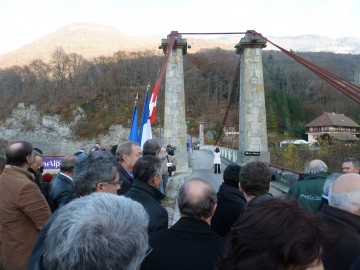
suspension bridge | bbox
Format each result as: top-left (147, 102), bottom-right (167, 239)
top-left (151, 30), bottom-right (360, 174)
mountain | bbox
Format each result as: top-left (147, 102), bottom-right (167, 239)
top-left (0, 23), bottom-right (359, 69)
top-left (0, 23), bottom-right (162, 68)
top-left (265, 35), bottom-right (360, 54)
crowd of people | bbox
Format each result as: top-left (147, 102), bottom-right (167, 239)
top-left (0, 140), bottom-right (359, 269)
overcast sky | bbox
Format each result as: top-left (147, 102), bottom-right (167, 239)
top-left (0, 0), bottom-right (359, 54)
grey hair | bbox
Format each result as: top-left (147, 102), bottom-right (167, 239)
top-left (323, 173), bottom-right (342, 195)
top-left (30, 149), bottom-right (43, 163)
top-left (116, 141), bottom-right (139, 162)
top-left (43, 193), bottom-right (149, 270)
top-left (59, 155), bottom-right (76, 172)
top-left (304, 160), bottom-right (328, 175)
top-left (329, 186), bottom-right (360, 214)
top-left (73, 151), bottom-right (118, 196)
top-left (142, 139), bottom-right (161, 156)
top-left (343, 158), bottom-right (360, 169)
top-left (178, 178), bottom-right (217, 220)
top-left (133, 156), bottom-right (162, 183)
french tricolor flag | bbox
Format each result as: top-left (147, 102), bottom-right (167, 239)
top-left (139, 88), bottom-right (152, 149)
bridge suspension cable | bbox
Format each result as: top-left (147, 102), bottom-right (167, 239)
top-left (248, 30), bottom-right (360, 105)
top-left (178, 32), bottom-right (247, 35)
top-left (215, 56), bottom-right (241, 146)
top-left (155, 30), bottom-right (360, 146)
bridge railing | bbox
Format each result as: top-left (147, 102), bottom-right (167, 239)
top-left (199, 145), bottom-right (300, 193)
top-left (200, 145), bottom-right (238, 163)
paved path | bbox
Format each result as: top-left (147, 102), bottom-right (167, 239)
top-left (163, 150), bottom-right (228, 226)
top-left (163, 149), bottom-right (287, 227)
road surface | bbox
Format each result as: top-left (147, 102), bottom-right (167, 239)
top-left (185, 149), bottom-right (284, 196)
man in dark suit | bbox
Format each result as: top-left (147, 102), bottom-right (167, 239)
top-left (240, 161), bottom-right (273, 208)
top-left (27, 149), bottom-right (46, 197)
top-left (48, 155), bottom-right (76, 211)
top-left (116, 141), bottom-right (142, 195)
top-left (322, 173), bottom-right (360, 270)
top-left (124, 156), bottom-right (168, 233)
top-left (141, 178), bottom-right (225, 270)
top-left (211, 164), bottom-right (246, 237)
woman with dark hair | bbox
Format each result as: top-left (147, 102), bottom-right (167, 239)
top-left (217, 198), bottom-right (334, 270)
top-left (213, 147), bottom-right (221, 174)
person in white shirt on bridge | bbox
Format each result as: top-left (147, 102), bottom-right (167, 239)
top-left (213, 147), bottom-right (221, 174)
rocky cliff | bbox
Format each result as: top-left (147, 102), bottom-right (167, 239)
top-left (0, 103), bottom-right (130, 155)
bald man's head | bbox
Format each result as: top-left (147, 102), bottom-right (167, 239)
top-left (329, 173), bottom-right (360, 215)
top-left (178, 179), bottom-right (217, 220)
top-left (304, 159), bottom-right (328, 175)
top-left (5, 141), bottom-right (33, 167)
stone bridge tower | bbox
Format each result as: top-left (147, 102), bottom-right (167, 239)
top-left (160, 34), bottom-right (189, 172)
top-left (236, 32), bottom-right (270, 164)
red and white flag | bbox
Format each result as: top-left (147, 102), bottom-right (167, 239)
top-left (149, 81), bottom-right (159, 124)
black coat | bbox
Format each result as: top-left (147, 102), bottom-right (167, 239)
top-left (124, 179), bottom-right (167, 233)
top-left (321, 204), bottom-right (360, 270)
top-left (141, 217), bottom-right (225, 270)
top-left (117, 165), bottom-right (134, 195)
top-left (211, 183), bottom-right (247, 237)
top-left (350, 256), bottom-right (360, 270)
top-left (48, 172), bottom-right (73, 211)
top-left (28, 167), bottom-right (46, 197)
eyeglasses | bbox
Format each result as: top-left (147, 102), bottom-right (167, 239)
top-left (106, 180), bottom-right (122, 187)
top-left (143, 247), bottom-right (153, 260)
top-left (137, 246), bottom-right (153, 269)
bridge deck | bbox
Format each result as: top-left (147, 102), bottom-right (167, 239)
top-left (164, 149), bottom-right (289, 227)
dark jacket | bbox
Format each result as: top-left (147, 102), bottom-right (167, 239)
top-left (350, 256), bottom-right (360, 270)
top-left (48, 172), bottom-right (73, 211)
top-left (321, 204), bottom-right (360, 270)
top-left (124, 179), bottom-right (167, 233)
top-left (27, 211), bottom-right (60, 270)
top-left (117, 165), bottom-right (134, 195)
top-left (28, 167), bottom-right (46, 197)
top-left (244, 192), bottom-right (274, 209)
top-left (211, 183), bottom-right (247, 237)
top-left (288, 172), bottom-right (329, 212)
top-left (237, 192), bottom-right (274, 219)
top-left (142, 217), bottom-right (225, 270)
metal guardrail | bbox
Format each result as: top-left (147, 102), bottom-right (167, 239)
top-left (199, 145), bottom-right (300, 194)
top-left (200, 145), bottom-right (239, 163)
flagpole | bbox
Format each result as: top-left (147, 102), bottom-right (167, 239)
top-left (134, 93), bottom-right (139, 106)
top-left (129, 93), bottom-right (140, 143)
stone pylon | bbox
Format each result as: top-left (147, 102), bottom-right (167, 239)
top-left (160, 34), bottom-right (190, 172)
top-left (235, 32), bottom-right (270, 164)
top-left (199, 122), bottom-right (205, 146)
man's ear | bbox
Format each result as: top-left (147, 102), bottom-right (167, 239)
top-left (26, 155), bottom-right (32, 165)
top-left (122, 154), bottom-right (128, 162)
top-left (211, 203), bottom-right (217, 217)
top-left (95, 182), bottom-right (105, 192)
top-left (239, 182), bottom-right (244, 192)
top-left (149, 175), bottom-right (160, 188)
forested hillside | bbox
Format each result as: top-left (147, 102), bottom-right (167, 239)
top-left (0, 47), bottom-right (359, 140)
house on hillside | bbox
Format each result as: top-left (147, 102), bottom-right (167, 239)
top-left (305, 112), bottom-right (360, 144)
